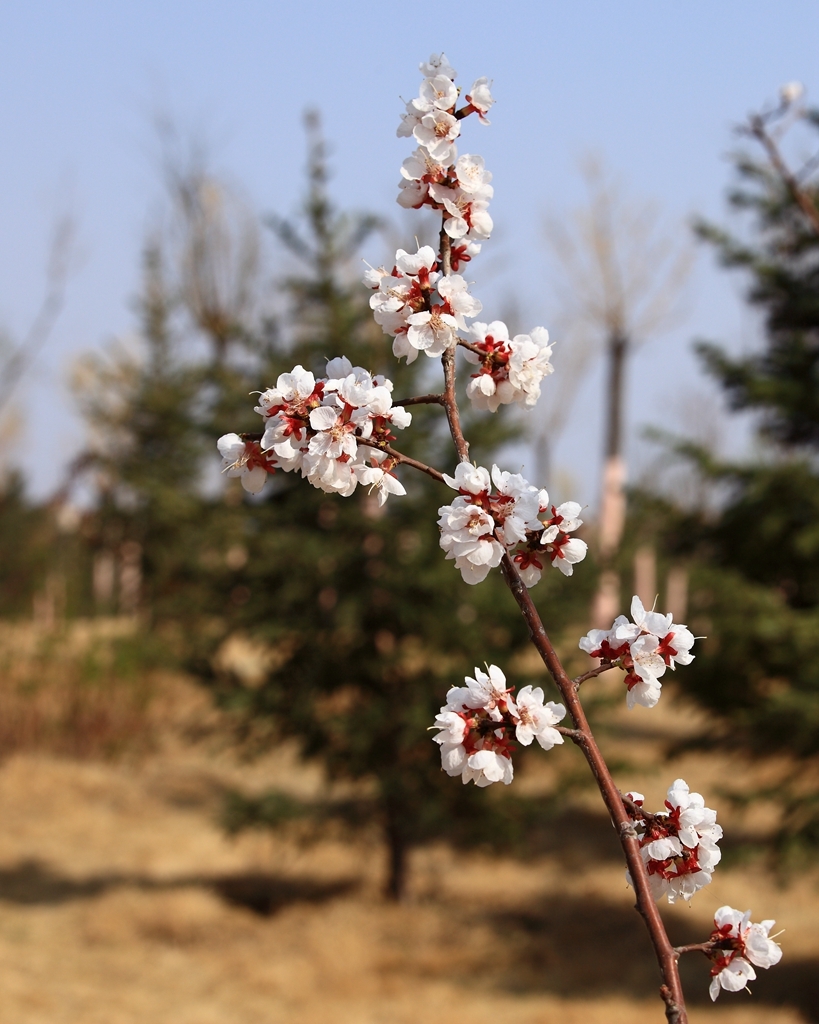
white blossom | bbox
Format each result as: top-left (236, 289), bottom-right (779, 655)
top-left (466, 77), bottom-right (494, 122)
top-left (445, 664), bottom-right (515, 721)
top-left (217, 434), bottom-right (275, 494)
top-left (626, 779), bottom-right (723, 904)
top-left (455, 154), bottom-right (493, 194)
top-left (464, 322), bottom-right (553, 413)
top-left (413, 109), bottom-right (460, 165)
top-left (396, 178), bottom-right (428, 209)
top-left (780, 81), bottom-right (804, 105)
top-left (708, 906), bottom-right (782, 1001)
top-left (225, 358), bottom-right (410, 505)
top-left (437, 501), bottom-right (504, 584)
top-left (580, 596), bottom-right (698, 708)
top-left (406, 307), bottom-right (459, 356)
top-left (419, 53), bottom-right (457, 81)
top-left (439, 465), bottom-right (585, 586)
top-left (355, 452), bottom-right (407, 506)
top-left (436, 274), bottom-right (482, 324)
top-left (432, 664), bottom-right (515, 787)
top-left (419, 75), bottom-right (458, 112)
top-left (443, 462), bottom-right (491, 496)
top-left (514, 685), bottom-right (566, 749)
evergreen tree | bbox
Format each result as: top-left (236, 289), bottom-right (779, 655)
top-left (75, 118), bottom-right (595, 897)
top-left (636, 100), bottom-right (819, 858)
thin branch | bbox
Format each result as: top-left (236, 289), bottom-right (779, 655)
top-left (391, 393), bottom-right (444, 407)
top-left (746, 113), bottom-right (819, 236)
top-left (556, 725), bottom-right (584, 742)
top-left (456, 338), bottom-right (484, 357)
top-left (572, 662), bottom-right (613, 689)
top-left (620, 792), bottom-right (662, 825)
top-left (674, 942), bottom-right (716, 957)
top-left (498, 552), bottom-right (689, 1023)
top-left (357, 438), bottom-right (447, 485)
top-left (0, 215), bottom-right (74, 415)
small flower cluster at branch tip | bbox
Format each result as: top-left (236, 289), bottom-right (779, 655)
top-left (579, 596), bottom-right (696, 708)
top-left (437, 463), bottom-right (587, 585)
top-left (463, 320), bottom-right (554, 412)
top-left (217, 357), bottom-right (410, 504)
top-left (625, 780), bottom-right (722, 903)
top-left (432, 664), bottom-right (565, 786)
top-left (780, 80), bottom-right (804, 106)
top-left (396, 53), bottom-right (494, 246)
top-left (365, 245), bottom-right (482, 363)
top-left (706, 906), bottom-right (782, 1001)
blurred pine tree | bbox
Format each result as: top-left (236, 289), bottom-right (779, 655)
top-left (75, 115), bottom-right (595, 898)
top-left (634, 106), bottom-right (819, 861)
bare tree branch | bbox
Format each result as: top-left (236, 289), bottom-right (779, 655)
top-left (0, 214), bottom-right (74, 416)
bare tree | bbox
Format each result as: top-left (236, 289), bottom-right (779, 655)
top-left (544, 157), bottom-right (692, 623)
top-left (154, 116), bottom-right (264, 364)
top-left (0, 214), bottom-right (75, 416)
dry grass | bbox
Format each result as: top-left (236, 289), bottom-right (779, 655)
top-left (0, 624), bottom-right (814, 1022)
top-left (0, 750), bottom-right (813, 1024)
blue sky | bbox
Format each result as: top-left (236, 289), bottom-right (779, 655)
top-left (1, 1), bottom-right (817, 500)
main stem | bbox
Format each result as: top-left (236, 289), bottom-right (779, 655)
top-left (430, 217), bottom-right (685, 1019)
top-left (499, 554), bottom-right (687, 1024)
top-left (439, 228), bottom-right (470, 463)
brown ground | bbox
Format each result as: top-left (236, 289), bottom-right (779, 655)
top-left (0, 624), bottom-right (815, 1024)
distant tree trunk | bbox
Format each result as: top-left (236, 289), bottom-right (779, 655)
top-left (634, 545), bottom-right (657, 608)
top-left (383, 795), bottom-right (409, 901)
top-left (593, 331), bottom-right (629, 626)
top-left (605, 332), bottom-right (628, 468)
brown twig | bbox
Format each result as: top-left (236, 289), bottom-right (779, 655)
top-left (0, 214), bottom-right (74, 416)
top-left (348, 376), bottom-right (690, 1020)
top-left (439, 226), bottom-right (470, 463)
top-left (456, 338), bottom-right (485, 357)
top-left (357, 438), bottom-right (447, 485)
top-left (498, 553), bottom-right (689, 1024)
top-left (391, 393), bottom-right (444, 407)
top-left (621, 792), bottom-right (663, 825)
top-left (381, 315), bottom-right (691, 1021)
top-left (747, 113), bottom-right (819, 236)
top-left (674, 942), bottom-right (717, 957)
top-left (572, 662), bottom-right (613, 689)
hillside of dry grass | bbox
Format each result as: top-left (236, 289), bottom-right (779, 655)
top-left (0, 621), bottom-right (814, 1023)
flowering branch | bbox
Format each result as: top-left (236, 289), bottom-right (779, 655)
top-left (748, 113), bottom-right (819, 235)
top-left (216, 52), bottom-right (783, 1022)
top-left (741, 84), bottom-right (819, 237)
top-left (497, 553), bottom-right (689, 1022)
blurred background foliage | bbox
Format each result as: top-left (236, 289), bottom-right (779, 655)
top-left (5, 105), bottom-right (819, 897)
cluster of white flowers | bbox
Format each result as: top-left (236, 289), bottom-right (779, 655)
top-left (396, 53), bottom-right (494, 249)
top-left (365, 245), bottom-right (482, 363)
top-left (463, 320), bottom-right (554, 412)
top-left (625, 780), bottom-right (723, 904)
top-left (579, 596), bottom-right (696, 708)
top-left (707, 906), bottom-right (783, 1001)
top-left (437, 462), bottom-right (587, 585)
top-left (217, 357), bottom-right (411, 505)
top-left (432, 664), bottom-right (565, 787)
